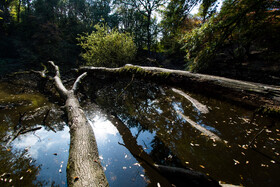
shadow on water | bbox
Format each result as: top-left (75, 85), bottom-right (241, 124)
top-left (82, 77), bottom-right (280, 187)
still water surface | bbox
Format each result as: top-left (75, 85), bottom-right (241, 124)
top-left (0, 78), bottom-right (279, 186)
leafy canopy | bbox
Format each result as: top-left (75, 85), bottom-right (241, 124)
top-left (78, 23), bottom-right (136, 67)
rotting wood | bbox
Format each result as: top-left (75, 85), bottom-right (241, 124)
top-left (176, 111), bottom-right (222, 142)
top-left (79, 64), bottom-right (280, 109)
top-left (172, 88), bottom-right (209, 114)
top-left (34, 61), bottom-right (108, 187)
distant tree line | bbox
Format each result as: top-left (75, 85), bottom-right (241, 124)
top-left (0, 0), bottom-right (279, 71)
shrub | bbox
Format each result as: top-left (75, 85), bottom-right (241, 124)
top-left (78, 24), bottom-right (136, 67)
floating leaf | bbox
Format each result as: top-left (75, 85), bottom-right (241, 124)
top-left (122, 167), bottom-right (127, 170)
top-left (20, 176), bottom-right (23, 180)
top-left (133, 163), bottom-right (140, 167)
top-left (74, 176), bottom-right (79, 182)
top-left (199, 165), bottom-right (205, 168)
top-left (53, 153), bottom-right (58, 156)
top-left (157, 182), bottom-right (161, 187)
top-left (59, 169), bottom-right (62, 173)
top-left (185, 162), bottom-right (189, 165)
top-left (233, 159), bottom-right (240, 165)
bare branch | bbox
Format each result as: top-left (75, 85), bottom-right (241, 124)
top-left (72, 72), bottom-right (87, 94)
top-left (48, 61), bottom-right (61, 78)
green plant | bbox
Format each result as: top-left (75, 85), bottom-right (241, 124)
top-left (78, 23), bottom-right (136, 67)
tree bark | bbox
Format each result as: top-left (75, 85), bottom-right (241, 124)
top-left (40, 62), bottom-right (108, 187)
top-left (79, 64), bottom-right (280, 109)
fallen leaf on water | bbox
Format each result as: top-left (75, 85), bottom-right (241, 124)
top-left (199, 165), bottom-right (205, 169)
top-left (246, 161), bottom-right (249, 164)
top-left (74, 176), bottom-right (79, 182)
top-left (185, 162), bottom-right (189, 165)
top-left (271, 160), bottom-right (276, 164)
top-left (53, 153), bottom-right (58, 156)
top-left (157, 182), bottom-right (161, 187)
top-left (133, 163), bottom-right (140, 167)
top-left (125, 154), bottom-right (128, 159)
top-left (261, 164), bottom-right (269, 167)
top-left (26, 169), bottom-right (32, 173)
top-left (233, 159), bottom-right (240, 165)
top-left (59, 169), bottom-right (62, 173)
top-left (99, 156), bottom-right (103, 160)
top-left (20, 176), bottom-right (23, 180)
top-left (140, 174), bottom-right (144, 178)
top-left (9, 179), bottom-right (12, 183)
top-left (122, 167), bottom-right (127, 170)
top-left (6, 149), bottom-right (11, 152)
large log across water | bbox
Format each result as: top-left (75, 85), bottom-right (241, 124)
top-left (38, 62), bottom-right (108, 187)
top-left (79, 64), bottom-right (280, 109)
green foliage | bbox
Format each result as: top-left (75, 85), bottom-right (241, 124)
top-left (182, 0), bottom-right (280, 72)
top-left (78, 24), bottom-right (136, 67)
top-left (160, 0), bottom-right (201, 55)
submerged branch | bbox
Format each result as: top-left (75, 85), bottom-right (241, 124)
top-left (177, 111), bottom-right (222, 142)
top-left (172, 88), bottom-right (209, 114)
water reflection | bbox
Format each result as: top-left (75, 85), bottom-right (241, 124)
top-left (85, 106), bottom-right (149, 186)
top-left (0, 80), bottom-right (70, 186)
top-left (86, 77), bottom-right (280, 187)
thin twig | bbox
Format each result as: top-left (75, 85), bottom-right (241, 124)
top-left (115, 74), bottom-right (135, 103)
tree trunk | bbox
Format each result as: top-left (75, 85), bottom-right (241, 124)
top-left (79, 64), bottom-right (280, 109)
top-left (17, 0), bottom-right (22, 23)
top-left (66, 92), bottom-right (108, 187)
top-left (147, 12), bottom-right (151, 53)
top-left (39, 62), bottom-right (108, 187)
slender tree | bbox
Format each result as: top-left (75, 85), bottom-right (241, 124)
top-left (120, 0), bottom-right (167, 53)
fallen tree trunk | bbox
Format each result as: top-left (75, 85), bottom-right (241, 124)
top-left (79, 64), bottom-right (280, 109)
top-left (37, 62), bottom-right (108, 187)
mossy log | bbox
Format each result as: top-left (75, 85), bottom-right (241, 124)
top-left (79, 64), bottom-right (280, 109)
top-left (38, 62), bottom-right (108, 187)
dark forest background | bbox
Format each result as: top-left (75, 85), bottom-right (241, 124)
top-left (1, 0), bottom-right (279, 84)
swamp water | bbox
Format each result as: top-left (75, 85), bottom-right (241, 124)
top-left (0, 78), bottom-right (279, 186)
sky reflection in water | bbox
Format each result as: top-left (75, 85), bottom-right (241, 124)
top-left (11, 125), bottom-right (70, 186)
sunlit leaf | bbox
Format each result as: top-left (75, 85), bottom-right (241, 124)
top-left (233, 159), bottom-right (240, 165)
top-left (199, 165), bottom-right (205, 168)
